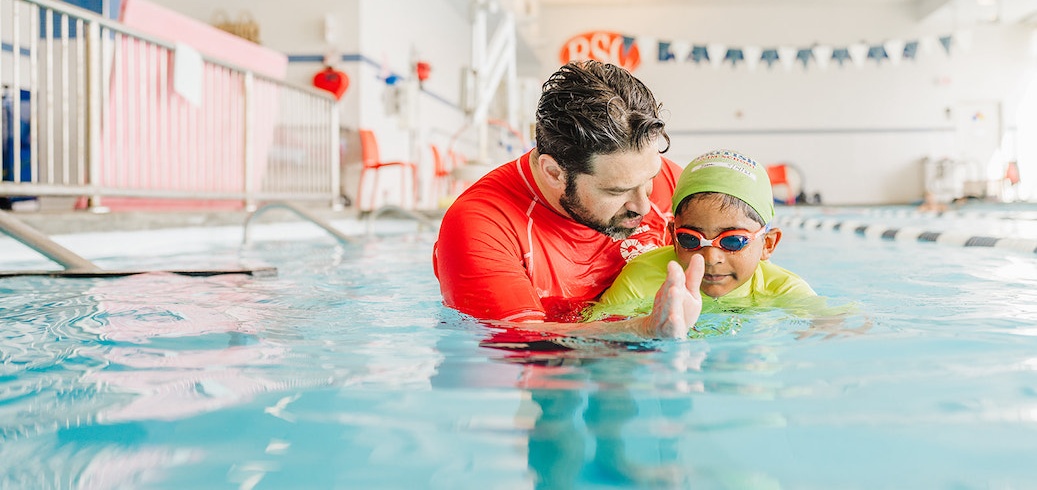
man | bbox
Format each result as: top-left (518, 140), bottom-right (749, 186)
top-left (433, 61), bottom-right (702, 339)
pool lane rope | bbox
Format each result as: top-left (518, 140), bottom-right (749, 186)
top-left (772, 215), bottom-right (1037, 254)
top-left (859, 207), bottom-right (1037, 222)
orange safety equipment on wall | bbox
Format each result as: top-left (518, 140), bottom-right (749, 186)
top-left (312, 66), bottom-right (349, 100)
top-left (766, 163), bottom-right (796, 205)
top-left (415, 61), bottom-right (432, 82)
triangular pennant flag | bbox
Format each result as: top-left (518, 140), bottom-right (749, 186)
top-left (867, 45), bottom-right (888, 64)
top-left (621, 35), bottom-right (636, 60)
top-left (939, 35), bottom-right (953, 55)
top-left (622, 36), bottom-right (636, 52)
top-left (637, 36), bottom-right (656, 62)
top-left (657, 41), bottom-right (675, 62)
top-left (884, 39), bottom-right (905, 65)
top-left (955, 29), bottom-right (973, 53)
top-left (761, 49), bottom-right (779, 68)
top-left (813, 45), bottom-right (833, 70)
top-left (671, 41), bottom-right (693, 63)
top-left (724, 48), bottom-right (744, 68)
top-left (903, 40), bottom-right (919, 60)
top-left (742, 45), bottom-right (762, 72)
top-left (691, 45), bottom-right (709, 64)
top-left (831, 47), bottom-right (850, 67)
top-left (778, 45), bottom-right (798, 71)
top-left (796, 48), bottom-right (813, 69)
top-left (707, 43), bottom-right (727, 69)
top-left (848, 43), bottom-right (869, 68)
top-left (919, 35), bottom-right (939, 56)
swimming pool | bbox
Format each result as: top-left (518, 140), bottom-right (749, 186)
top-left (2, 207), bottom-right (1037, 489)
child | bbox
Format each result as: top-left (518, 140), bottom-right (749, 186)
top-left (585, 149), bottom-right (817, 322)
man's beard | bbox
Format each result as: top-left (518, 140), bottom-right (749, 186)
top-left (558, 183), bottom-right (642, 239)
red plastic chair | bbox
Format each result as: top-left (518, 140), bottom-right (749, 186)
top-left (357, 129), bottom-right (417, 211)
top-left (766, 163), bottom-right (797, 205)
top-left (448, 149), bottom-right (473, 194)
top-left (429, 144), bottom-right (453, 202)
top-left (1005, 160), bottom-right (1020, 186)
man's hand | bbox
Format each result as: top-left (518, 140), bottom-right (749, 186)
top-left (642, 255), bottom-right (704, 338)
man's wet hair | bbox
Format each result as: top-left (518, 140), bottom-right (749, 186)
top-left (535, 60), bottom-right (669, 187)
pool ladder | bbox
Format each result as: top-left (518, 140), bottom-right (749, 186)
top-left (0, 210), bottom-right (276, 278)
top-left (243, 202), bottom-right (358, 245)
top-left (242, 202), bottom-right (438, 246)
top-left (0, 210), bottom-right (100, 272)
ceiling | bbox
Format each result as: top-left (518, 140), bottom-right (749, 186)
top-left (528, 0), bottom-right (1037, 24)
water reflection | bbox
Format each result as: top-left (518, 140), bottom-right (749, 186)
top-left (474, 308), bottom-right (873, 489)
top-left (519, 361), bottom-right (690, 488)
top-left (75, 272), bottom-right (304, 423)
top-left (0, 271), bottom-right (325, 486)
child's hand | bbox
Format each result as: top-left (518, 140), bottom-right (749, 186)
top-left (644, 255), bottom-right (704, 338)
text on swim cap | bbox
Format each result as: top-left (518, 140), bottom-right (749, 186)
top-left (688, 161), bottom-right (757, 180)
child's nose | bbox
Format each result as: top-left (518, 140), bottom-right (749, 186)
top-left (700, 246), bottom-right (725, 265)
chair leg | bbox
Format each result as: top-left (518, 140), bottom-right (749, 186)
top-left (372, 171), bottom-right (381, 211)
top-left (402, 167), bottom-right (410, 209)
top-left (408, 165), bottom-right (416, 208)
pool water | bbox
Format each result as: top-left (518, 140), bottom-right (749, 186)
top-left (2, 217), bottom-right (1037, 489)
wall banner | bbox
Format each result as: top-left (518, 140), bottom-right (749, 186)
top-left (560, 29), bottom-right (968, 72)
top-left (559, 31), bottom-right (642, 71)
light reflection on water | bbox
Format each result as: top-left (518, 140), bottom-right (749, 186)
top-left (1, 226), bottom-right (1037, 488)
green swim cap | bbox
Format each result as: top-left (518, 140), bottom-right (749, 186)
top-left (672, 149), bottom-right (775, 224)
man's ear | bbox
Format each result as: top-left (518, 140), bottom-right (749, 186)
top-left (760, 227), bottom-right (782, 261)
top-left (537, 153), bottom-right (566, 190)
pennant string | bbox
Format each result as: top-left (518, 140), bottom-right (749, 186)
top-left (638, 33), bottom-right (955, 69)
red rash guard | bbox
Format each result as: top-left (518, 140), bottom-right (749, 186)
top-left (433, 151), bottom-right (680, 323)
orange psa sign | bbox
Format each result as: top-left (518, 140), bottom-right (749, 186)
top-left (559, 31), bottom-right (641, 71)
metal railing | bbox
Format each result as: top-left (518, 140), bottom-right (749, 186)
top-left (1, 0), bottom-right (340, 211)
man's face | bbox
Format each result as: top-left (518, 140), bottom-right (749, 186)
top-left (558, 145), bottom-right (662, 239)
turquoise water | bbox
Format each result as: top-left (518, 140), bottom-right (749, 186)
top-left (2, 219), bottom-right (1037, 489)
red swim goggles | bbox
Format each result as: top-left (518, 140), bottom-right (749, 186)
top-left (674, 225), bottom-right (769, 252)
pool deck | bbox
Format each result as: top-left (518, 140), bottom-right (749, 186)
top-left (0, 203), bottom-right (446, 271)
top-left (1, 205), bottom-right (444, 236)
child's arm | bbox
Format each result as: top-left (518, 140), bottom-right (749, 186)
top-left (507, 255), bottom-right (705, 340)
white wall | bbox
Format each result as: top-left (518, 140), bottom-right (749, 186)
top-left (538, 2), bottom-right (1035, 205)
top-left (138, 0), bottom-right (1037, 206)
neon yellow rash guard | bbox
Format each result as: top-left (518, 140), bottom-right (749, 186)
top-left (583, 246), bottom-right (819, 321)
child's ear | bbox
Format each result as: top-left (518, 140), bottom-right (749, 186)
top-left (760, 227), bottom-right (782, 260)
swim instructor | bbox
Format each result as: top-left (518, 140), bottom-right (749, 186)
top-left (433, 60), bottom-right (704, 339)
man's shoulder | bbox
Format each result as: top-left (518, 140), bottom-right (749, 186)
top-left (444, 160), bottom-right (527, 214)
top-left (660, 156), bottom-right (682, 172)
top-left (659, 157), bottom-right (683, 183)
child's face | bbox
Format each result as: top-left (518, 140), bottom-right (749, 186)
top-left (668, 194), bottom-right (780, 299)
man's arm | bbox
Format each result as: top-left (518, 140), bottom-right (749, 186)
top-left (435, 204), bottom-right (547, 322)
